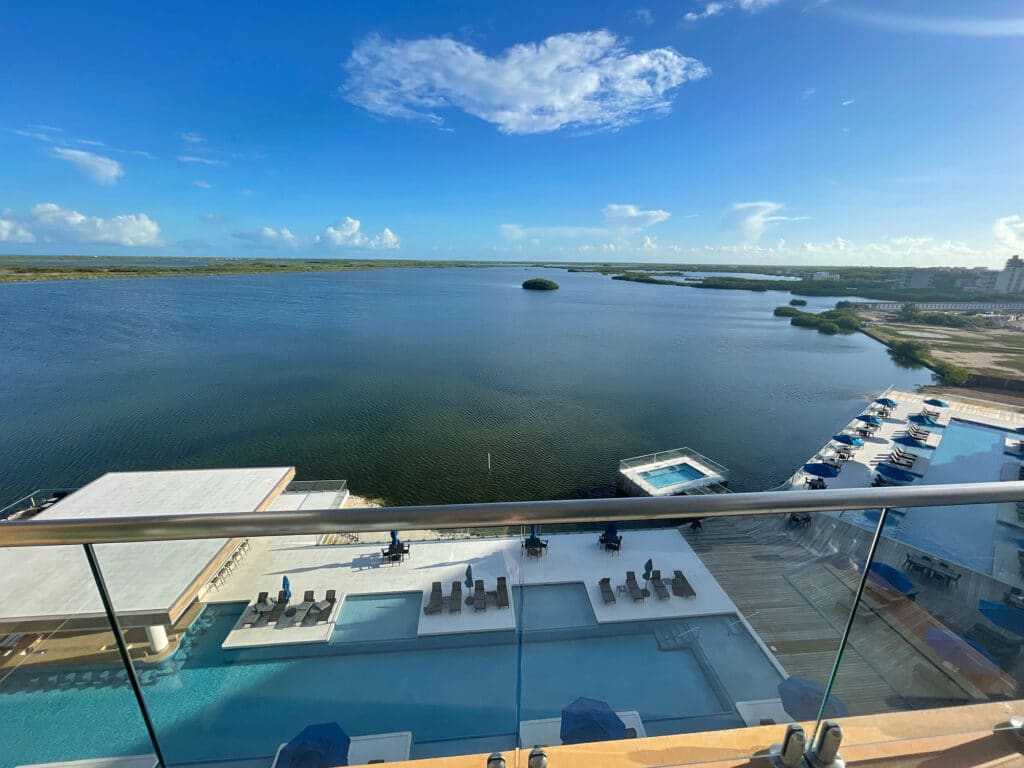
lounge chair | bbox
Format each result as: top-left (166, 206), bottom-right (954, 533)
top-left (625, 570), bottom-right (645, 602)
top-left (290, 590), bottom-right (316, 625)
top-left (308, 588), bottom-right (337, 623)
top-left (450, 581), bottom-right (462, 613)
top-left (424, 582), bottom-right (443, 615)
top-left (266, 590), bottom-right (289, 624)
top-left (908, 424), bottom-right (931, 439)
top-left (474, 579), bottom-right (487, 611)
top-left (672, 570), bottom-right (696, 598)
top-left (888, 452), bottom-right (915, 469)
top-left (650, 570), bottom-right (670, 600)
top-left (243, 591), bottom-right (273, 625)
top-left (496, 576), bottom-right (510, 609)
top-left (599, 577), bottom-right (616, 604)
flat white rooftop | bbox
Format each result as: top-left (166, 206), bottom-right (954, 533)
top-left (216, 529), bottom-right (764, 654)
top-left (0, 467), bottom-right (293, 628)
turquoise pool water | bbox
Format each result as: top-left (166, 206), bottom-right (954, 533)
top-left (639, 462), bottom-right (707, 489)
top-left (0, 587), bottom-right (782, 767)
top-left (841, 419), bottom-right (1018, 574)
top-left (330, 592), bottom-right (421, 644)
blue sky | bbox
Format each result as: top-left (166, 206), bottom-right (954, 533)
top-left (1, 0), bottom-right (1022, 265)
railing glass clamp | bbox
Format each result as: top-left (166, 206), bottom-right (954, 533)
top-left (805, 721), bottom-right (844, 768)
top-left (768, 723), bottom-right (807, 768)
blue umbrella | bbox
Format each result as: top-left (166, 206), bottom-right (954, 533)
top-left (910, 413), bottom-right (939, 427)
top-left (560, 697), bottom-right (626, 744)
top-left (803, 462), bottom-right (840, 479)
top-left (925, 629), bottom-right (1002, 676)
top-left (777, 677), bottom-right (847, 721)
top-left (858, 560), bottom-right (914, 594)
top-left (530, 524), bottom-right (538, 540)
top-left (604, 522), bottom-right (618, 540)
top-left (831, 434), bottom-right (864, 447)
top-left (643, 558), bottom-right (653, 581)
top-left (856, 414), bottom-right (883, 426)
top-left (390, 530), bottom-right (399, 547)
top-left (282, 575), bottom-right (292, 601)
top-left (277, 722), bottom-right (350, 768)
top-left (875, 397), bottom-right (899, 408)
top-left (924, 398), bottom-right (950, 408)
top-left (979, 600), bottom-right (1024, 636)
top-left (876, 464), bottom-right (916, 484)
top-left (464, 564), bottom-right (474, 589)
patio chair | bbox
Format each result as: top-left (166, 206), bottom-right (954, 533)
top-left (625, 570), bottom-right (645, 602)
top-left (474, 579), bottom-right (487, 612)
top-left (496, 576), bottom-right (510, 609)
top-left (423, 582), bottom-right (443, 615)
top-left (599, 577), bottom-right (616, 604)
top-left (650, 570), bottom-right (670, 600)
top-left (450, 581), bottom-right (462, 613)
top-left (266, 590), bottom-right (289, 624)
top-left (888, 452), bottom-right (915, 469)
top-left (290, 590), bottom-right (316, 625)
top-left (672, 570), bottom-right (696, 598)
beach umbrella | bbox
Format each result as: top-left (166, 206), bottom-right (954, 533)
top-left (560, 697), bottom-right (626, 745)
top-left (858, 560), bottom-right (914, 594)
top-left (978, 600), bottom-right (1024, 636)
top-left (643, 558), bottom-right (653, 581)
top-left (875, 397), bottom-right (899, 408)
top-left (604, 522), bottom-right (618, 540)
top-left (464, 564), bottom-right (474, 589)
top-left (876, 464), bottom-right (916, 484)
top-left (855, 414), bottom-right (883, 426)
top-left (277, 722), bottom-right (350, 768)
top-left (530, 524), bottom-right (539, 539)
top-left (803, 462), bottom-right (840, 479)
top-left (831, 434), bottom-right (864, 447)
top-left (282, 575), bottom-right (292, 601)
top-left (777, 677), bottom-right (847, 721)
top-left (390, 530), bottom-right (399, 547)
top-left (924, 398), bottom-right (950, 408)
top-left (925, 629), bottom-right (1002, 676)
top-left (911, 413), bottom-right (939, 427)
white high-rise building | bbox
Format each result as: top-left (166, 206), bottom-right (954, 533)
top-left (994, 255), bottom-right (1024, 294)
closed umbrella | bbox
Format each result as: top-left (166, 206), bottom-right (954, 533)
top-left (978, 600), bottom-right (1024, 636)
top-left (464, 564), bottom-right (474, 589)
top-left (855, 414), bottom-right (883, 426)
top-left (875, 397), bottom-right (899, 408)
top-left (858, 560), bottom-right (914, 594)
top-left (530, 524), bottom-right (539, 540)
top-left (276, 722), bottom-right (350, 768)
top-left (925, 629), bottom-right (1002, 676)
top-left (831, 434), bottom-right (864, 447)
top-left (560, 697), bottom-right (626, 744)
top-left (282, 575), bottom-right (292, 601)
top-left (876, 464), bottom-right (916, 484)
top-left (604, 522), bottom-right (618, 540)
top-left (803, 462), bottom-right (840, 479)
top-left (777, 677), bottom-right (847, 721)
top-left (390, 530), bottom-right (399, 547)
top-left (924, 398), bottom-right (950, 408)
top-left (643, 558), bottom-right (653, 582)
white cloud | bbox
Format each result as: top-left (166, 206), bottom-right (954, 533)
top-left (840, 9), bottom-right (1024, 37)
top-left (233, 227), bottom-right (299, 247)
top-left (841, 98), bottom-right (856, 107)
top-left (181, 132), bottom-right (206, 144)
top-left (633, 8), bottom-right (653, 24)
top-left (0, 203), bottom-right (162, 246)
top-left (727, 201), bottom-right (809, 243)
top-left (995, 215), bottom-right (1024, 250)
top-left (317, 217), bottom-right (400, 249)
top-left (685, 0), bottom-right (781, 22)
top-left (342, 31), bottom-right (709, 135)
top-left (51, 148), bottom-right (123, 184)
top-left (641, 235), bottom-right (657, 250)
top-left (11, 128), bottom-right (56, 143)
top-left (603, 203), bottom-right (670, 228)
top-left (193, 180), bottom-right (211, 189)
top-left (801, 87), bottom-right (817, 100)
top-left (178, 155), bottom-right (226, 166)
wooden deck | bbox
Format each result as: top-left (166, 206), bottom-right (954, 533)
top-left (685, 514), bottom-right (1018, 716)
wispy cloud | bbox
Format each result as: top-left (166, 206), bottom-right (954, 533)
top-left (178, 155), bottom-right (226, 166)
top-left (342, 31), bottom-right (709, 135)
top-left (233, 217), bottom-right (400, 250)
top-left (10, 128), bottom-right (56, 142)
top-left (193, 180), bottom-right (211, 189)
top-left (726, 201), bottom-right (808, 243)
top-left (995, 215), bottom-right (1024, 250)
top-left (181, 132), bottom-right (206, 144)
top-left (501, 203), bottom-right (670, 242)
top-left (841, 98), bottom-right (856, 107)
top-left (632, 8), bottom-right (654, 24)
top-left (839, 8), bottom-right (1024, 37)
top-left (684, 0), bottom-right (782, 23)
top-left (801, 87), bottom-right (817, 100)
top-left (51, 148), bottom-right (123, 184)
top-left (0, 203), bottom-right (162, 246)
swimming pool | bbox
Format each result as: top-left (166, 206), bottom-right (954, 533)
top-left (639, 462), bottom-right (708, 489)
top-left (0, 586), bottom-right (783, 767)
top-left (841, 418), bottom-right (1019, 575)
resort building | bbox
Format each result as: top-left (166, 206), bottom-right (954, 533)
top-left (995, 255), bottom-right (1024, 295)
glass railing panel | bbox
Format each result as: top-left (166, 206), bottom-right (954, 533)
top-left (0, 544), bottom-right (154, 768)
top-left (812, 500), bottom-right (1024, 754)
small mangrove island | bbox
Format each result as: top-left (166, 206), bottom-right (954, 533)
top-left (522, 278), bottom-right (559, 291)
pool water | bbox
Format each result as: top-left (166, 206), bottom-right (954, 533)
top-left (330, 592), bottom-right (421, 644)
top-left (0, 587), bottom-right (783, 767)
top-left (639, 462), bottom-right (707, 489)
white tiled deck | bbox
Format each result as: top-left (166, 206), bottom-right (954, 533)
top-left (214, 529), bottom-right (740, 650)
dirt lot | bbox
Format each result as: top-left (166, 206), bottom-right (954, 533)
top-left (867, 321), bottom-right (1024, 380)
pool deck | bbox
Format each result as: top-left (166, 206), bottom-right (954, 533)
top-left (214, 529), bottom-right (747, 651)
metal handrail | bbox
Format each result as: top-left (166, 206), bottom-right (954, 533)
top-left (2, 480), bottom-right (1023, 547)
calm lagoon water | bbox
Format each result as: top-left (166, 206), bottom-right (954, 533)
top-left (0, 267), bottom-right (929, 505)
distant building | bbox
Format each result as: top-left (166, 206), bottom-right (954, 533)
top-left (995, 256), bottom-right (1024, 294)
top-left (807, 271), bottom-right (840, 281)
top-left (901, 270), bottom-right (935, 289)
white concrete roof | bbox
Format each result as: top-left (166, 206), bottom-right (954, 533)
top-left (0, 468), bottom-right (293, 626)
